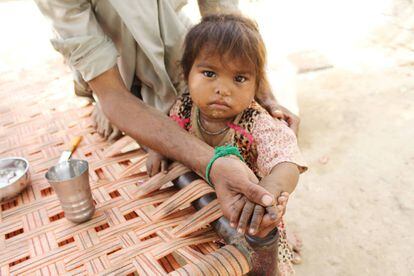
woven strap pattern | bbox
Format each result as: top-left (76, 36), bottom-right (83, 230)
top-left (0, 73), bottom-right (249, 275)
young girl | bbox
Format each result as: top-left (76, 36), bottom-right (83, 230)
top-left (147, 14), bottom-right (307, 275)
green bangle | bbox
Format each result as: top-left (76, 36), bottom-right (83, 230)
top-left (205, 145), bottom-right (244, 186)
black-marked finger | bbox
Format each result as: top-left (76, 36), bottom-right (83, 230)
top-left (103, 121), bottom-right (112, 139)
top-left (237, 201), bottom-right (255, 234)
top-left (161, 160), bottom-right (168, 174)
top-left (151, 160), bottom-right (160, 177)
top-left (266, 205), bottom-right (278, 221)
top-left (230, 197), bottom-right (246, 228)
top-left (249, 205), bottom-right (265, 235)
top-left (108, 127), bottom-right (121, 141)
top-left (146, 160), bottom-right (153, 177)
top-left (260, 213), bottom-right (280, 229)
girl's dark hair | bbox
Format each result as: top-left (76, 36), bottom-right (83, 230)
top-left (181, 14), bottom-right (267, 89)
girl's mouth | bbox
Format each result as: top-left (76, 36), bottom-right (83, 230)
top-left (209, 100), bottom-right (230, 110)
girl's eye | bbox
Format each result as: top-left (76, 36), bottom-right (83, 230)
top-left (203, 71), bottom-right (216, 78)
top-left (234, 75), bottom-right (247, 83)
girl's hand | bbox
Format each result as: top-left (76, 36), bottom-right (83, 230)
top-left (146, 149), bottom-right (169, 177)
top-left (229, 192), bottom-right (290, 238)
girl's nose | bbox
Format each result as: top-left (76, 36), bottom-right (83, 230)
top-left (215, 83), bottom-right (231, 96)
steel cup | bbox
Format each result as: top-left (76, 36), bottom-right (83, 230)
top-left (45, 159), bottom-right (95, 223)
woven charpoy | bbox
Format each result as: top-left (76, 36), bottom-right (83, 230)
top-left (0, 77), bottom-right (250, 275)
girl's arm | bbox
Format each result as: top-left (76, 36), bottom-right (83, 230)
top-left (259, 162), bottom-right (300, 197)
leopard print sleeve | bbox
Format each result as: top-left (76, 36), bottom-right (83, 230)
top-left (169, 92), bottom-right (192, 131)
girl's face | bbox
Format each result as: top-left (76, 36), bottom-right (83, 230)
top-left (188, 51), bottom-right (257, 120)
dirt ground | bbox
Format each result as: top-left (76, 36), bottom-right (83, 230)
top-left (1, 1), bottom-right (413, 275)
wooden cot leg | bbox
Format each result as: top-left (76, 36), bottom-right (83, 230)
top-left (173, 172), bottom-right (279, 276)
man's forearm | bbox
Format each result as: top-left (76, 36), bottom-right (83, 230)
top-left (88, 67), bottom-right (213, 176)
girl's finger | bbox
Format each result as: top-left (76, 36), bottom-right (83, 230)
top-left (260, 213), bottom-right (281, 229)
top-left (278, 192), bottom-right (290, 203)
top-left (277, 204), bottom-right (287, 217)
top-left (278, 196), bottom-right (288, 207)
top-left (266, 205), bottom-right (279, 221)
top-left (249, 205), bottom-right (265, 235)
top-left (230, 197), bottom-right (246, 228)
top-left (256, 224), bottom-right (278, 238)
top-left (237, 201), bottom-right (255, 234)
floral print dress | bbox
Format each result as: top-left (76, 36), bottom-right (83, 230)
top-left (170, 92), bottom-right (307, 275)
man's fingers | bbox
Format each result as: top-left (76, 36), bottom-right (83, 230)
top-left (237, 201), bottom-right (255, 234)
top-left (151, 160), bottom-right (160, 177)
top-left (229, 197), bottom-right (246, 228)
top-left (243, 183), bottom-right (275, 207)
top-left (271, 109), bottom-right (284, 120)
top-left (249, 205), bottom-right (265, 235)
top-left (146, 162), bottom-right (153, 177)
top-left (91, 108), bottom-right (97, 126)
top-left (98, 115), bottom-right (105, 136)
top-left (161, 160), bottom-right (168, 174)
top-left (103, 120), bottom-right (112, 139)
top-left (108, 127), bottom-right (122, 141)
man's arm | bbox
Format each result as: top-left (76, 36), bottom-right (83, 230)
top-left (89, 67), bottom-right (211, 176)
top-left (89, 67), bottom-right (276, 211)
top-left (34, 0), bottom-right (118, 82)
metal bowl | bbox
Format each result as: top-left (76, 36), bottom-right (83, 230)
top-left (0, 157), bottom-right (30, 202)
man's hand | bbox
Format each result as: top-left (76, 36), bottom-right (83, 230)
top-left (92, 101), bottom-right (123, 141)
top-left (255, 81), bottom-right (300, 136)
top-left (228, 162), bottom-right (300, 237)
top-left (257, 98), bottom-right (300, 136)
top-left (209, 156), bottom-right (276, 221)
top-left (230, 192), bottom-right (289, 238)
top-left (267, 103), bottom-right (300, 136)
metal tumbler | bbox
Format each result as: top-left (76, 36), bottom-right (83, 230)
top-left (45, 159), bottom-right (95, 223)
